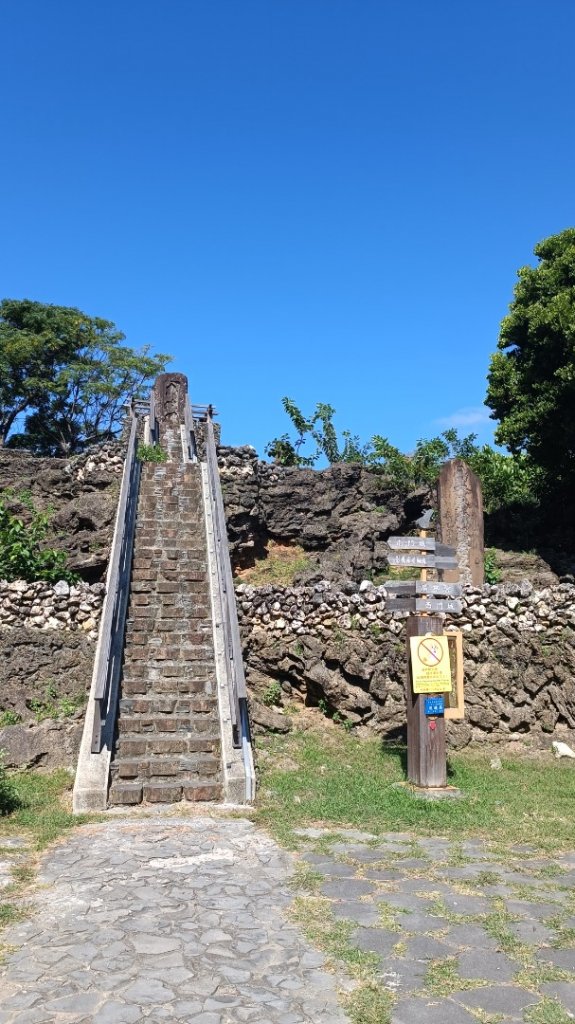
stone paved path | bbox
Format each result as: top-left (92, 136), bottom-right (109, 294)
top-left (293, 827), bottom-right (575, 1022)
top-left (3, 819), bottom-right (575, 1023)
top-left (0, 817), bottom-right (347, 1024)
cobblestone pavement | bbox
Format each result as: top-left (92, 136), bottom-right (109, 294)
top-left (0, 817), bottom-right (347, 1024)
top-left (293, 826), bottom-right (575, 1022)
top-left (0, 838), bottom-right (29, 891)
top-left (3, 819), bottom-right (575, 1023)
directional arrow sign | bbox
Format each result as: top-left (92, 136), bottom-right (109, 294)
top-left (386, 597), bottom-right (463, 614)
top-left (387, 553), bottom-right (436, 568)
top-left (384, 581), bottom-right (463, 597)
top-left (415, 598), bottom-right (463, 614)
top-left (436, 543), bottom-right (457, 558)
top-left (388, 536), bottom-right (435, 551)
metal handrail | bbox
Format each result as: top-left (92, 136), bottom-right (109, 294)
top-left (91, 408), bottom-right (141, 752)
top-left (183, 398), bottom-right (197, 462)
top-left (202, 407), bottom-right (247, 747)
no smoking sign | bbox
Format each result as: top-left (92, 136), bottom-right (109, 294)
top-left (409, 634), bottom-right (452, 694)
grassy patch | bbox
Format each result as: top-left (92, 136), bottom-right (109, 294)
top-left (483, 905), bottom-right (526, 957)
top-left (235, 541), bottom-right (310, 586)
top-left (290, 893), bottom-right (392, 1023)
top-left (289, 862), bottom-right (323, 893)
top-left (0, 769), bottom-right (90, 849)
top-left (256, 727), bottom-right (575, 852)
top-left (425, 956), bottom-right (481, 997)
top-left (344, 982), bottom-right (393, 1024)
top-left (26, 684), bottom-right (86, 723)
top-left (524, 997), bottom-right (574, 1024)
top-left (0, 903), bottom-right (24, 927)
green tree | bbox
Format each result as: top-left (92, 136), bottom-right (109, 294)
top-left (0, 300), bottom-right (79, 445)
top-left (486, 228), bottom-right (575, 492)
top-left (0, 299), bottom-right (170, 454)
top-left (265, 397), bottom-right (371, 466)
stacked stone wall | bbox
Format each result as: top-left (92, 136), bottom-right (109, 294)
top-left (0, 580), bottom-right (104, 638)
top-left (237, 579), bottom-right (575, 749)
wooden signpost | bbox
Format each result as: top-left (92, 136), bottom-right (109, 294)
top-left (385, 524), bottom-right (464, 790)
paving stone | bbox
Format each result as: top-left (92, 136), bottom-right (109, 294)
top-left (538, 947), bottom-right (575, 971)
top-left (392, 995), bottom-right (477, 1023)
top-left (0, 817), bottom-right (348, 1024)
top-left (441, 891), bottom-right (491, 916)
top-left (507, 899), bottom-right (564, 921)
top-left (443, 924), bottom-right (500, 950)
top-left (92, 1001), bottom-right (143, 1023)
top-left (353, 927), bottom-right (399, 958)
top-left (381, 959), bottom-right (429, 993)
top-left (541, 982), bottom-right (575, 1013)
top-left (320, 878), bottom-right (375, 899)
top-left (394, 857), bottom-right (431, 870)
top-left (451, 985), bottom-right (540, 1016)
top-left (457, 950), bottom-right (517, 982)
top-left (363, 867), bottom-right (405, 881)
top-left (508, 918), bottom-right (554, 944)
top-left (330, 901), bottom-right (382, 927)
top-left (375, 891), bottom-right (433, 913)
top-left (305, 860), bottom-right (358, 878)
top-left (394, 910), bottom-right (448, 933)
top-left (404, 935), bottom-right (454, 960)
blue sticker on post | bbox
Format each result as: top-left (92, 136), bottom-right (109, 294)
top-left (424, 696), bottom-right (445, 716)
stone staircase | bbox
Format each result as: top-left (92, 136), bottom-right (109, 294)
top-left (108, 459), bottom-right (222, 805)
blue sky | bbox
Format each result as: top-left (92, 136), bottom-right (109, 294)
top-left (1, 0), bottom-right (574, 457)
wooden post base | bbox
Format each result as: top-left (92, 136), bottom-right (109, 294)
top-left (406, 614), bottom-right (447, 788)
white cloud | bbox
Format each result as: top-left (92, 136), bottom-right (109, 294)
top-left (435, 406), bottom-right (492, 429)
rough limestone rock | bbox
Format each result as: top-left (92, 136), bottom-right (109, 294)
top-left (218, 446), bottom-right (430, 583)
top-left (0, 628), bottom-right (96, 718)
top-left (0, 446), bottom-right (122, 581)
top-left (0, 719), bottom-right (83, 770)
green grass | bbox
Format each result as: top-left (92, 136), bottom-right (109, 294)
top-left (524, 997), bottom-right (574, 1024)
top-left (0, 769), bottom-right (90, 849)
top-left (256, 727), bottom-right (575, 852)
top-left (290, 893), bottom-right (392, 1023)
top-left (235, 541), bottom-right (310, 586)
top-left (425, 956), bottom-right (482, 997)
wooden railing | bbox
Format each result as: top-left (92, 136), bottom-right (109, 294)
top-left (91, 407), bottom-right (141, 753)
top-left (202, 407), bottom-right (247, 747)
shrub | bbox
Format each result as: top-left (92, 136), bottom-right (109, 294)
top-left (0, 754), bottom-right (19, 815)
top-left (138, 442), bottom-right (167, 463)
top-left (0, 490), bottom-right (77, 583)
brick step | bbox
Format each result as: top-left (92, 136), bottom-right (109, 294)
top-left (116, 730), bottom-right (220, 758)
top-left (130, 548), bottom-right (204, 557)
top-left (117, 719), bottom-right (218, 737)
top-left (124, 622), bottom-right (211, 637)
top-left (130, 570), bottom-right (207, 583)
top-left (127, 604), bottom-right (210, 617)
top-left (121, 678), bottom-right (214, 696)
top-left (123, 651), bottom-right (213, 668)
top-left (119, 696), bottom-right (216, 714)
top-left (111, 751), bottom-right (220, 781)
top-left (108, 778), bottom-right (222, 806)
top-left (130, 582), bottom-right (209, 596)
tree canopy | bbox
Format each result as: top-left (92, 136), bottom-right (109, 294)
top-left (0, 299), bottom-right (170, 454)
top-left (486, 228), bottom-right (575, 492)
top-left (265, 397), bottom-right (538, 515)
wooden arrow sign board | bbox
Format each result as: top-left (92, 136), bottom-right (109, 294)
top-left (387, 553), bottom-right (458, 569)
top-left (388, 536), bottom-right (435, 551)
top-left (385, 581), bottom-right (463, 597)
top-left (386, 598), bottom-right (463, 614)
top-left (387, 536), bottom-right (456, 558)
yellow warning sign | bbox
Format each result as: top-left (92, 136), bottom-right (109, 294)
top-left (409, 634), bottom-right (453, 694)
